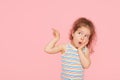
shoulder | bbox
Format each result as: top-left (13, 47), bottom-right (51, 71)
top-left (61, 43), bottom-right (68, 50)
top-left (59, 43), bottom-right (69, 54)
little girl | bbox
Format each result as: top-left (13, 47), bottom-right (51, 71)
top-left (44, 17), bottom-right (96, 80)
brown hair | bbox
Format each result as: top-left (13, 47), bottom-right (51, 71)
top-left (69, 17), bottom-right (96, 53)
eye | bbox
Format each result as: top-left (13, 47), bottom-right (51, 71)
top-left (85, 35), bottom-right (89, 38)
top-left (78, 32), bottom-right (82, 35)
top-left (78, 32), bottom-right (81, 34)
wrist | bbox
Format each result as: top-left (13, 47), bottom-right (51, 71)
top-left (53, 38), bottom-right (59, 41)
top-left (78, 49), bottom-right (83, 54)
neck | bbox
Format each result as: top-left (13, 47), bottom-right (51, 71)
top-left (70, 41), bottom-right (78, 49)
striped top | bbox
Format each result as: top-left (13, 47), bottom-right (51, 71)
top-left (61, 43), bottom-right (86, 80)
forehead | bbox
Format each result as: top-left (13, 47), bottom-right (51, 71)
top-left (77, 26), bottom-right (91, 35)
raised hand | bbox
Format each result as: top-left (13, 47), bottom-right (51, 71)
top-left (52, 28), bottom-right (60, 40)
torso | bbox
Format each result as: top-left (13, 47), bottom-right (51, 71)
top-left (61, 43), bottom-right (85, 80)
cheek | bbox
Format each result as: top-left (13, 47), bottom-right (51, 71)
top-left (84, 39), bottom-right (89, 43)
top-left (73, 34), bottom-right (79, 39)
top-left (75, 34), bottom-right (81, 39)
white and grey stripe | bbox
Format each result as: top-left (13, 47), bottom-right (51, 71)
top-left (61, 43), bottom-right (86, 80)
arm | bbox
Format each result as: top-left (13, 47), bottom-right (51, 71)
top-left (78, 40), bottom-right (91, 69)
top-left (78, 48), bottom-right (91, 69)
top-left (44, 28), bottom-right (64, 54)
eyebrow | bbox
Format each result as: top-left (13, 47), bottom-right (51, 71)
top-left (77, 30), bottom-right (90, 36)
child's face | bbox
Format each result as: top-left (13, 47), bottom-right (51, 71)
top-left (72, 26), bottom-right (91, 48)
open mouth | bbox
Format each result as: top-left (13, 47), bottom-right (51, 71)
top-left (79, 42), bottom-right (82, 44)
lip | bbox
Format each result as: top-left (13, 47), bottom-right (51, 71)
top-left (78, 41), bottom-right (83, 44)
top-left (79, 42), bottom-right (81, 44)
top-left (78, 42), bottom-right (83, 47)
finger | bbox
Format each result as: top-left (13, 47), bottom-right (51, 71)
top-left (52, 28), bottom-right (59, 34)
top-left (51, 28), bottom-right (60, 37)
top-left (78, 42), bottom-right (87, 50)
top-left (51, 28), bottom-right (57, 34)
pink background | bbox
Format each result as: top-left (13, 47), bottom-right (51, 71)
top-left (0, 0), bottom-right (120, 80)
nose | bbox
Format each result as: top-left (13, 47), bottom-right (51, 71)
top-left (80, 35), bottom-right (84, 40)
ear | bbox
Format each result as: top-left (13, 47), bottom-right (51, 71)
top-left (71, 30), bottom-right (74, 37)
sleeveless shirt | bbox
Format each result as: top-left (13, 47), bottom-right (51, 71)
top-left (61, 43), bottom-right (86, 80)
